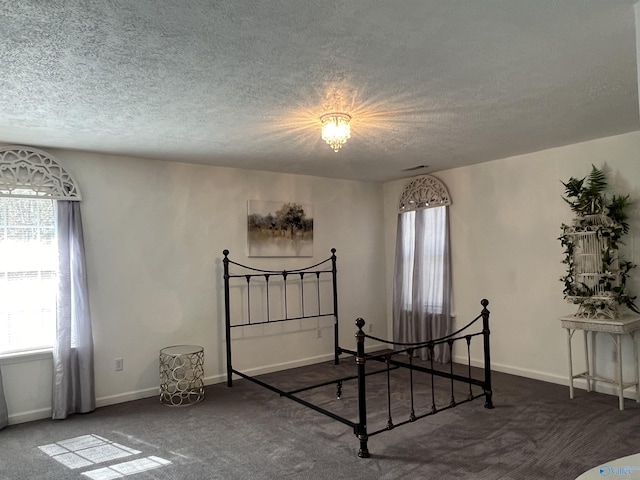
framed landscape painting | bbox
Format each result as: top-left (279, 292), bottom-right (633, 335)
top-left (247, 200), bottom-right (314, 257)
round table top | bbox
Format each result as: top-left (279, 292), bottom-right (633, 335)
top-left (160, 345), bottom-right (204, 356)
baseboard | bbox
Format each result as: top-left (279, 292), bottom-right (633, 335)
top-left (7, 345), bottom-right (387, 426)
top-left (8, 390), bottom-right (163, 425)
top-left (95, 387), bottom-right (159, 408)
top-left (98, 343), bottom-right (387, 405)
top-left (0, 347), bottom-right (526, 426)
top-left (8, 407), bottom-right (53, 425)
top-left (230, 343), bottom-right (386, 379)
top-left (454, 355), bottom-right (640, 401)
top-left (454, 355), bottom-right (568, 385)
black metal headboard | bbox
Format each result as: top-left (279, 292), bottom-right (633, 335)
top-left (222, 248), bottom-right (340, 386)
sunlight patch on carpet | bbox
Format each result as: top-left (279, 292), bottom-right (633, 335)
top-left (82, 457), bottom-right (173, 479)
top-left (37, 434), bottom-right (172, 477)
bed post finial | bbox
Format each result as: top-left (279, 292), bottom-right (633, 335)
top-left (331, 247), bottom-right (336, 255)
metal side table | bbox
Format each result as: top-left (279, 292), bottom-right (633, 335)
top-left (159, 345), bottom-right (205, 406)
top-left (560, 314), bottom-right (640, 410)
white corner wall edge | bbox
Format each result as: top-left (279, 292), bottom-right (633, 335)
top-left (225, 342), bottom-right (386, 381)
top-left (6, 343), bottom-right (387, 426)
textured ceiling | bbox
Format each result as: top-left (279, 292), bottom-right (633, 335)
top-left (1, 1), bottom-right (639, 182)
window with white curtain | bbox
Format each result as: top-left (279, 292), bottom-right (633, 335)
top-left (0, 194), bottom-right (57, 354)
top-left (393, 175), bottom-right (452, 362)
top-left (397, 206), bottom-right (447, 314)
top-left (1, 145), bottom-right (93, 420)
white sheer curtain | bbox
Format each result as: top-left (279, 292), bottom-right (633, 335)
top-left (0, 367), bottom-right (7, 429)
top-left (393, 206), bottom-right (453, 362)
top-left (52, 201), bottom-right (95, 419)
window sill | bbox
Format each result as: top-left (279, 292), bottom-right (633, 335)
top-left (0, 348), bottom-right (53, 366)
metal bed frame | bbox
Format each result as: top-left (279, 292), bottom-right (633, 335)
top-left (223, 248), bottom-right (493, 457)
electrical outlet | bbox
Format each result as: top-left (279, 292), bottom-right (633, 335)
top-left (115, 358), bottom-right (124, 371)
top-left (368, 323), bottom-right (373, 333)
top-left (316, 328), bottom-right (322, 338)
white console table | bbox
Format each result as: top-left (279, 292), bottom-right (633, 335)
top-left (560, 314), bottom-right (640, 410)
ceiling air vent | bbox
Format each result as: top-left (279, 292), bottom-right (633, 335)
top-left (401, 165), bottom-right (429, 172)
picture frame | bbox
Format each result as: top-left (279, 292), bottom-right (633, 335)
top-left (247, 200), bottom-right (313, 257)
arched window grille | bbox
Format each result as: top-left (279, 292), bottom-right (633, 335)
top-left (0, 146), bottom-right (81, 200)
top-left (397, 174), bottom-right (451, 213)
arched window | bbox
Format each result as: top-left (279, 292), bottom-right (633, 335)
top-left (0, 146), bottom-right (93, 423)
top-left (393, 175), bottom-right (453, 363)
top-left (0, 147), bottom-right (81, 354)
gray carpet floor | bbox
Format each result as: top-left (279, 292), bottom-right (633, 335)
top-left (1, 359), bottom-right (639, 480)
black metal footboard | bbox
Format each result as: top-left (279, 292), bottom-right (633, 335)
top-left (350, 299), bottom-right (493, 458)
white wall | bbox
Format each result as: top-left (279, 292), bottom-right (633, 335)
top-left (5, 130), bottom-right (640, 423)
top-left (384, 131), bottom-right (640, 394)
top-left (1, 150), bottom-right (387, 424)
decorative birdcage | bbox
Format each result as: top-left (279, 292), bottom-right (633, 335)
top-left (559, 166), bottom-right (638, 319)
top-left (561, 215), bottom-right (622, 318)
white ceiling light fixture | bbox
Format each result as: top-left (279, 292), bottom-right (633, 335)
top-left (320, 112), bottom-right (351, 152)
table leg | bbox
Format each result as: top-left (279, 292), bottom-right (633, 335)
top-left (633, 332), bottom-right (639, 403)
top-left (615, 334), bottom-right (624, 411)
top-left (566, 328), bottom-right (574, 399)
top-left (583, 330), bottom-right (591, 392)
